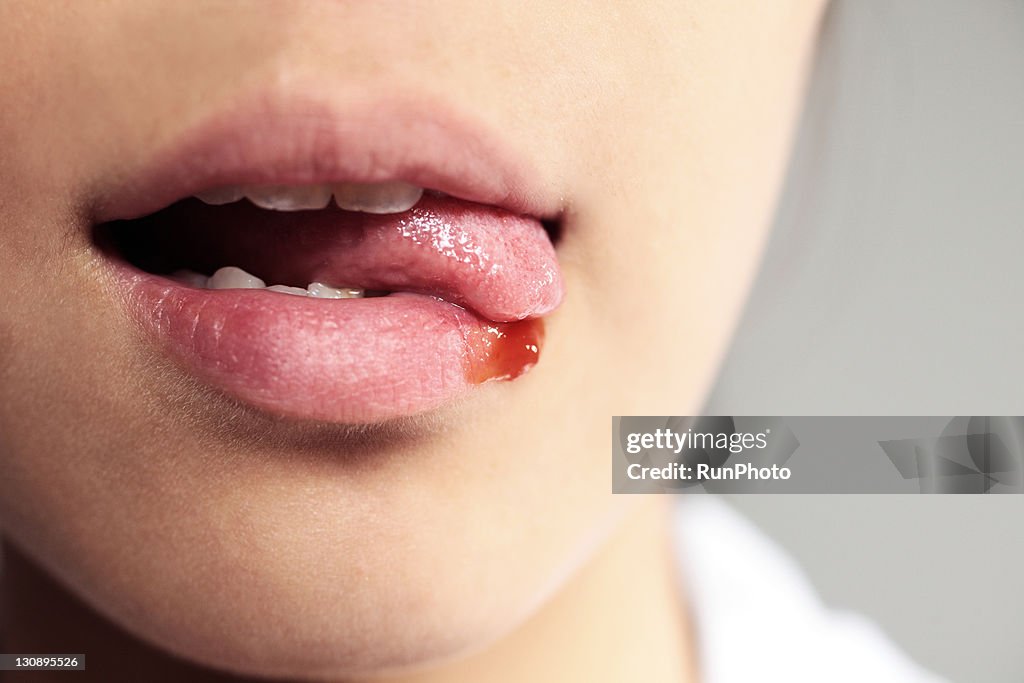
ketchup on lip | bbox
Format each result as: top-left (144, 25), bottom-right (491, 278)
top-left (464, 318), bottom-right (545, 384)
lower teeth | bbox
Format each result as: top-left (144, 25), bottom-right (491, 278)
top-left (173, 267), bottom-right (366, 298)
top-left (307, 282), bottom-right (364, 299)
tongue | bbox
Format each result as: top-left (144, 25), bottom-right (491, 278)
top-left (136, 195), bottom-right (562, 322)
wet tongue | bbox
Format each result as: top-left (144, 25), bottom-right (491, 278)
top-left (149, 193), bottom-right (563, 322)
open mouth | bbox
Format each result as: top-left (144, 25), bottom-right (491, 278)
top-left (98, 184), bottom-right (561, 318)
top-left (92, 97), bottom-right (565, 424)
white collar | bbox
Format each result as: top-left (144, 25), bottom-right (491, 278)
top-left (672, 498), bottom-right (946, 683)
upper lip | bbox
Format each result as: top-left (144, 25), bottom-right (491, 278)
top-left (89, 88), bottom-right (564, 223)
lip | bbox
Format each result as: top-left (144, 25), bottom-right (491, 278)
top-left (90, 90), bottom-right (562, 223)
top-left (96, 90), bottom-right (564, 424)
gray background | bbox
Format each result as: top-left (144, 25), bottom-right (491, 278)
top-left (709, 1), bottom-right (1024, 681)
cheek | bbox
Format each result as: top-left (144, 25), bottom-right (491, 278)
top-left (549, 9), bottom-right (820, 414)
top-left (552, 192), bottom-right (775, 419)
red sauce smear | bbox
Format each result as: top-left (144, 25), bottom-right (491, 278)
top-left (465, 319), bottom-right (545, 384)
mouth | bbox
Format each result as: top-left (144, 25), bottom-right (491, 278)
top-left (92, 94), bottom-right (565, 424)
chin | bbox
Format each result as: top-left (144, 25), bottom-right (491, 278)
top-left (20, 456), bottom-right (609, 680)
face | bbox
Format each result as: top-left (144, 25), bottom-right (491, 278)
top-left (0, 1), bottom-right (822, 677)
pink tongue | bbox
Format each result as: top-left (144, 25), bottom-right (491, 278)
top-left (190, 195), bottom-right (563, 322)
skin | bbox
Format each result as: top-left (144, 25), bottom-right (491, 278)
top-left (0, 1), bottom-right (825, 681)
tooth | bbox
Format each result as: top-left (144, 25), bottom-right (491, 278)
top-left (195, 186), bottom-right (245, 205)
top-left (333, 181), bottom-right (423, 214)
top-left (267, 284), bottom-right (309, 296)
top-left (171, 269), bottom-right (209, 288)
top-left (245, 185), bottom-right (333, 211)
top-left (308, 282), bottom-right (365, 299)
top-left (208, 266), bottom-right (266, 289)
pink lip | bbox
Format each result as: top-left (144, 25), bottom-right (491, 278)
top-left (92, 91), bottom-right (561, 222)
top-left (98, 91), bottom-right (564, 424)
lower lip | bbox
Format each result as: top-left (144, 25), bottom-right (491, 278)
top-left (117, 271), bottom-right (544, 423)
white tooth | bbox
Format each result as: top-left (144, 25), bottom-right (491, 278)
top-left (333, 181), bottom-right (423, 214)
top-left (266, 284), bottom-right (309, 296)
top-left (208, 266), bottom-right (266, 289)
top-left (171, 269), bottom-right (209, 288)
top-left (308, 282), bottom-right (365, 299)
top-left (307, 282), bottom-right (343, 299)
top-left (245, 185), bottom-right (333, 211)
top-left (195, 186), bottom-right (246, 205)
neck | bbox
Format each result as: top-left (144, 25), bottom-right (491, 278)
top-left (2, 499), bottom-right (696, 683)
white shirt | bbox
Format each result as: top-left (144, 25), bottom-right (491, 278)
top-left (674, 498), bottom-right (947, 682)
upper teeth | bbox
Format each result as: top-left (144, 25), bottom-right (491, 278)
top-left (194, 181), bottom-right (424, 214)
top-left (244, 185), bottom-right (333, 211)
top-left (177, 267), bottom-right (366, 298)
top-left (331, 182), bottom-right (424, 214)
